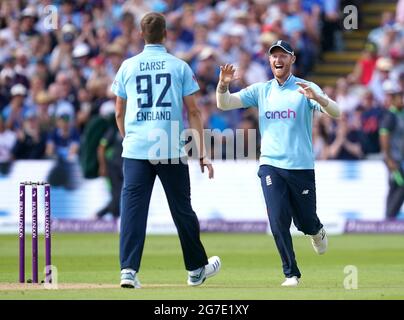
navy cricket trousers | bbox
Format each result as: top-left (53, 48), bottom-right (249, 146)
top-left (258, 165), bottom-right (323, 278)
top-left (120, 158), bottom-right (208, 272)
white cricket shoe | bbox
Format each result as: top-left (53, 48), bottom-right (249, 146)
top-left (120, 268), bottom-right (141, 289)
top-left (281, 276), bottom-right (299, 287)
top-left (311, 227), bottom-right (328, 255)
top-left (205, 256), bottom-right (221, 279)
top-left (187, 256), bottom-right (221, 286)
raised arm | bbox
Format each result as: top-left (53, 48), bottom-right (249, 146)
top-left (296, 82), bottom-right (341, 119)
top-left (216, 64), bottom-right (244, 110)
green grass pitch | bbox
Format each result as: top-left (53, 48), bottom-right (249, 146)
top-left (0, 233), bottom-right (403, 299)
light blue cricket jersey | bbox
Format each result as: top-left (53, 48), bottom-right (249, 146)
top-left (239, 74), bottom-right (324, 170)
top-left (111, 44), bottom-right (199, 159)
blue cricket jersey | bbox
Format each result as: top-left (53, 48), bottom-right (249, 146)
top-left (111, 44), bottom-right (199, 160)
top-left (239, 74), bottom-right (324, 170)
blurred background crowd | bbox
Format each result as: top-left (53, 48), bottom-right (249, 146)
top-left (0, 0), bottom-right (403, 180)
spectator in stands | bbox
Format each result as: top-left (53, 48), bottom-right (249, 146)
top-left (59, 0), bottom-right (82, 29)
top-left (254, 31), bottom-right (277, 79)
top-left (320, 0), bottom-right (340, 52)
top-left (382, 79), bottom-right (398, 110)
top-left (195, 47), bottom-right (219, 95)
top-left (368, 12), bottom-right (396, 49)
top-left (2, 84), bottom-right (31, 130)
top-left (356, 90), bottom-right (384, 156)
top-left (2, 0), bottom-right (398, 168)
top-left (0, 63), bottom-right (15, 110)
top-left (378, 23), bottom-right (401, 57)
top-left (46, 111), bottom-right (80, 161)
top-left (397, 0), bottom-right (404, 23)
top-left (27, 75), bottom-right (46, 109)
top-left (75, 12), bottom-right (97, 53)
top-left (46, 111), bottom-right (81, 189)
top-left (122, 0), bottom-right (151, 22)
top-left (0, 113), bottom-right (16, 175)
top-left (335, 77), bottom-right (360, 113)
top-left (33, 90), bottom-right (52, 131)
top-left (48, 85), bottom-right (74, 122)
top-left (49, 23), bottom-right (76, 73)
top-left (327, 112), bottom-right (364, 160)
top-left (368, 57), bottom-right (393, 105)
top-left (312, 115), bottom-right (330, 160)
top-left (216, 32), bottom-right (240, 65)
top-left (234, 48), bottom-right (268, 86)
top-left (12, 110), bottom-right (47, 159)
top-left (19, 6), bottom-right (39, 41)
top-left (399, 72), bottom-right (404, 92)
top-left (14, 47), bottom-right (32, 82)
top-left (104, 42), bottom-right (125, 81)
top-left (113, 11), bottom-right (143, 56)
top-left (351, 42), bottom-right (378, 86)
top-left (72, 42), bottom-right (92, 80)
top-left (389, 48), bottom-right (404, 83)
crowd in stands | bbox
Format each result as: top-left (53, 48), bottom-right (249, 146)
top-left (313, 1), bottom-right (404, 160)
top-left (0, 0), bottom-right (403, 176)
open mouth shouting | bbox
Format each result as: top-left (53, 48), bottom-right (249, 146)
top-left (274, 64), bottom-right (284, 70)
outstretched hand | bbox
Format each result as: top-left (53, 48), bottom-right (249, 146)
top-left (296, 82), bottom-right (318, 100)
top-left (219, 64), bottom-right (240, 85)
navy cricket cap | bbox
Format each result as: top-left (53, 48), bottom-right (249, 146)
top-left (268, 40), bottom-right (294, 56)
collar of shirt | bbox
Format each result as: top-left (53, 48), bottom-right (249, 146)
top-left (274, 73), bottom-right (294, 89)
top-left (143, 44), bottom-right (167, 53)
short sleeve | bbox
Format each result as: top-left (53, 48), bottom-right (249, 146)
top-left (379, 111), bottom-right (396, 135)
top-left (111, 61), bottom-right (127, 99)
top-left (307, 82), bottom-right (326, 112)
top-left (239, 83), bottom-right (260, 108)
top-left (182, 63), bottom-right (200, 96)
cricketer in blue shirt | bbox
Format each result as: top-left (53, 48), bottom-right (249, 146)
top-left (216, 40), bottom-right (340, 287)
top-left (111, 12), bottom-right (220, 289)
top-left (112, 45), bottom-right (198, 160)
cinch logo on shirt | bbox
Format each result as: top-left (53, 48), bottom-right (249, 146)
top-left (265, 109), bottom-right (296, 120)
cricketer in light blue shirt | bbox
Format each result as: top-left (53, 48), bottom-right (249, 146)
top-left (111, 44), bottom-right (199, 160)
top-left (238, 74), bottom-right (325, 170)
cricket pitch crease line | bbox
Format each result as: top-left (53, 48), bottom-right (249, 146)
top-left (0, 283), bottom-right (228, 291)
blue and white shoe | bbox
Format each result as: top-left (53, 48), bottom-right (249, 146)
top-left (120, 268), bottom-right (141, 289)
top-left (187, 256), bottom-right (221, 286)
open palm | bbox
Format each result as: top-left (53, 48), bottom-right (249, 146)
top-left (220, 64), bottom-right (238, 84)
